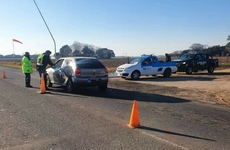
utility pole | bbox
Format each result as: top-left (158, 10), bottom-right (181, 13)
top-left (33, 0), bottom-right (57, 61)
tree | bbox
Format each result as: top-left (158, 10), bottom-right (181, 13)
top-left (227, 35), bottom-right (230, 41)
top-left (82, 46), bottom-right (95, 57)
top-left (189, 43), bottom-right (205, 51)
top-left (72, 49), bottom-right (82, 56)
top-left (171, 50), bottom-right (182, 57)
top-left (95, 48), bottom-right (115, 59)
top-left (96, 48), bottom-right (110, 59)
top-left (59, 45), bottom-right (72, 57)
top-left (226, 35), bottom-right (230, 54)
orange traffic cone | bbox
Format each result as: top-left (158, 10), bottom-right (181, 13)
top-left (2, 70), bottom-right (6, 78)
top-left (40, 73), bottom-right (46, 94)
top-left (127, 100), bottom-right (140, 128)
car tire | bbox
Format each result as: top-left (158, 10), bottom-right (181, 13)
top-left (98, 84), bottom-right (107, 92)
top-left (163, 68), bottom-right (171, 78)
top-left (47, 75), bottom-right (53, 87)
top-left (66, 78), bottom-right (74, 93)
top-left (208, 65), bottom-right (214, 73)
top-left (186, 67), bottom-right (193, 74)
top-left (131, 70), bottom-right (140, 80)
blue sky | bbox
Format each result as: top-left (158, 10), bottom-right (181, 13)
top-left (0, 0), bottom-right (229, 56)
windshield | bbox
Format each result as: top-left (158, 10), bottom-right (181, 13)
top-left (129, 57), bottom-right (145, 64)
top-left (75, 58), bottom-right (105, 68)
top-left (179, 54), bottom-right (195, 60)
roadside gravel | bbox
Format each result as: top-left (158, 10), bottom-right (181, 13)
top-left (109, 69), bottom-right (230, 108)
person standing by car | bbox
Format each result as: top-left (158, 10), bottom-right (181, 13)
top-left (21, 52), bottom-right (33, 88)
top-left (36, 50), bottom-right (55, 90)
top-left (165, 53), bottom-right (171, 62)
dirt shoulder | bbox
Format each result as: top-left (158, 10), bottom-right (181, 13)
top-left (109, 69), bottom-right (230, 108)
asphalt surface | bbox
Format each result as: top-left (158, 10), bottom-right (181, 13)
top-left (0, 66), bottom-right (230, 150)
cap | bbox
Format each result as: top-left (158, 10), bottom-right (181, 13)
top-left (45, 50), bottom-right (52, 54)
top-left (25, 52), bottom-right (30, 55)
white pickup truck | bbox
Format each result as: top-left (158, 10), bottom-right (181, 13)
top-left (116, 55), bottom-right (177, 80)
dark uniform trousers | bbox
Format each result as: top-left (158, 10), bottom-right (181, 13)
top-left (37, 66), bottom-right (48, 87)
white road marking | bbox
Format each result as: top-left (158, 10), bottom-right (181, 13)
top-left (141, 131), bottom-right (189, 150)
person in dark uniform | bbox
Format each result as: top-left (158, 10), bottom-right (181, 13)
top-left (36, 50), bottom-right (55, 90)
top-left (165, 53), bottom-right (171, 62)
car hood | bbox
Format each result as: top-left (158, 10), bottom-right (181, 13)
top-left (172, 59), bottom-right (183, 62)
top-left (117, 63), bottom-right (137, 69)
top-left (172, 59), bottom-right (192, 62)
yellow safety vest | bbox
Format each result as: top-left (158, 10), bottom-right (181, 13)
top-left (21, 56), bottom-right (33, 73)
top-left (37, 54), bottom-right (44, 66)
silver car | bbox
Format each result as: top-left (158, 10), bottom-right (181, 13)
top-left (46, 57), bottom-right (108, 93)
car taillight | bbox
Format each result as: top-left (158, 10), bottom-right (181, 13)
top-left (105, 68), bottom-right (108, 73)
top-left (75, 68), bottom-right (81, 75)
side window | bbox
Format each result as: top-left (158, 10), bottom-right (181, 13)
top-left (195, 55), bottom-right (201, 60)
top-left (63, 59), bottom-right (73, 67)
top-left (55, 59), bottom-right (64, 68)
top-left (76, 59), bottom-right (105, 68)
top-left (201, 54), bottom-right (207, 59)
top-left (144, 58), bottom-right (152, 65)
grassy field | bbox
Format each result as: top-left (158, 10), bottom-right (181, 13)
top-left (0, 57), bottom-right (230, 73)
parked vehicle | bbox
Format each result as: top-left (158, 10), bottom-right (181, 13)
top-left (116, 54), bottom-right (177, 80)
top-left (46, 57), bottom-right (108, 93)
top-left (172, 53), bottom-right (219, 74)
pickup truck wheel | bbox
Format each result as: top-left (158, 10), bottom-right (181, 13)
top-left (186, 67), bottom-right (193, 74)
top-left (163, 68), bottom-right (171, 78)
top-left (131, 70), bottom-right (140, 80)
top-left (208, 65), bottom-right (214, 73)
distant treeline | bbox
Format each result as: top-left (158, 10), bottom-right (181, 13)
top-left (2, 36), bottom-right (230, 59)
top-left (0, 54), bottom-right (38, 59)
top-left (170, 39), bottom-right (230, 57)
top-left (57, 41), bottom-right (115, 59)
top-left (170, 45), bottom-right (229, 57)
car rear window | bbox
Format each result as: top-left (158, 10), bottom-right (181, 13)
top-left (75, 58), bottom-right (105, 68)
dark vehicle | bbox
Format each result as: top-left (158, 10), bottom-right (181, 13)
top-left (46, 57), bottom-right (108, 93)
top-left (173, 53), bottom-right (219, 74)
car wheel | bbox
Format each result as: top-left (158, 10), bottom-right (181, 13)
top-left (47, 75), bottom-right (53, 87)
top-left (131, 70), bottom-right (140, 80)
top-left (186, 67), bottom-right (193, 74)
top-left (66, 78), bottom-right (74, 93)
top-left (98, 84), bottom-right (107, 92)
top-left (208, 65), bottom-right (214, 73)
top-left (163, 68), bottom-right (171, 78)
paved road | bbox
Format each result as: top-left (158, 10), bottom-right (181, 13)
top-left (0, 66), bottom-right (230, 150)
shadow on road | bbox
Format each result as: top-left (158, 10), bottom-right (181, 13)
top-left (195, 72), bottom-right (230, 76)
top-left (46, 86), bottom-right (190, 104)
top-left (139, 126), bottom-right (216, 141)
top-left (126, 76), bottom-right (216, 82)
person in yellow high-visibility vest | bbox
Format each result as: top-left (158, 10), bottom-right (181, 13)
top-left (21, 52), bottom-right (33, 88)
top-left (36, 50), bottom-right (54, 90)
